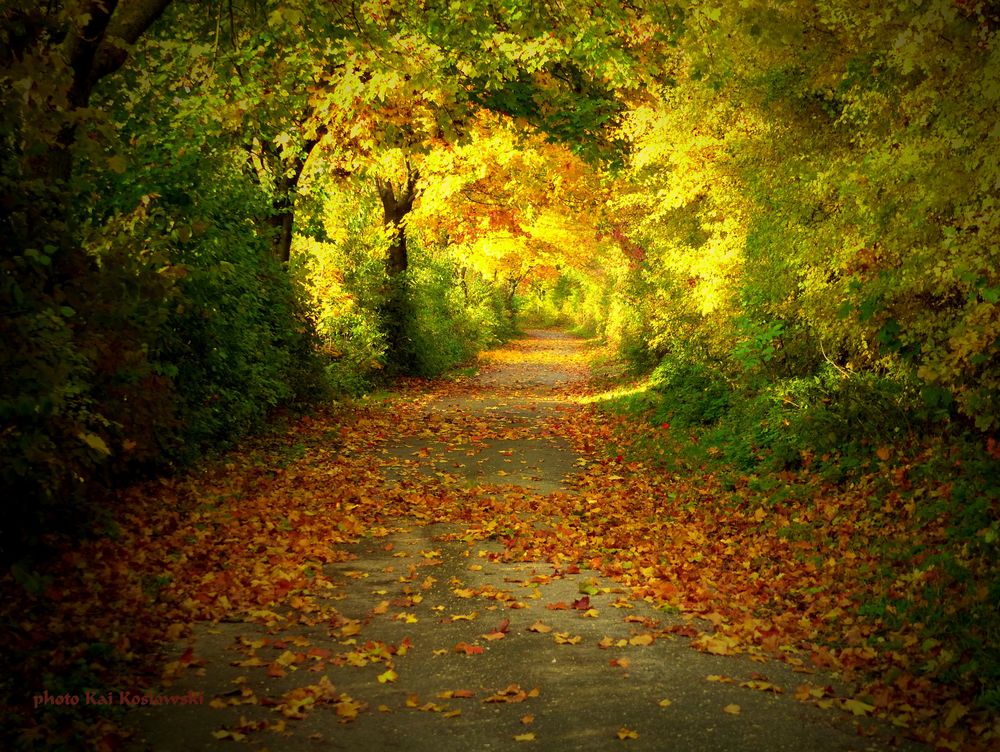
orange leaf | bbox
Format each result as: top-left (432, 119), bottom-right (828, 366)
top-left (266, 662), bottom-right (286, 678)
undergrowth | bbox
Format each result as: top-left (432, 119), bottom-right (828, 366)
top-left (591, 352), bottom-right (1000, 713)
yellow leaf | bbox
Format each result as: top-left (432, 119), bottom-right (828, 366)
top-left (275, 650), bottom-right (297, 667)
top-left (740, 680), bottom-right (783, 694)
top-left (794, 684), bottom-right (827, 701)
top-left (841, 698), bottom-right (874, 716)
top-left (723, 704), bottom-right (741, 715)
top-left (212, 729), bottom-right (245, 741)
top-left (514, 732), bottom-right (535, 741)
top-left (554, 632), bottom-right (582, 644)
top-left (377, 669), bottom-right (397, 683)
top-left (694, 634), bottom-right (739, 655)
top-left (658, 698), bottom-right (672, 708)
top-left (77, 432), bottom-right (111, 455)
top-left (629, 634), bottom-right (654, 646)
top-left (943, 701), bottom-right (967, 729)
top-left (335, 697), bottom-right (362, 721)
top-left (617, 727), bottom-right (639, 739)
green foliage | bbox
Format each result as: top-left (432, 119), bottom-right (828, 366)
top-left (521, 270), bottom-right (607, 336)
top-left (294, 195), bottom-right (390, 396)
top-left (648, 355), bottom-right (733, 427)
top-left (1, 29), bottom-right (328, 554)
top-left (397, 254), bottom-right (512, 377)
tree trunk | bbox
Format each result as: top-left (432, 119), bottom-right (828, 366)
top-left (269, 171), bottom-right (297, 266)
top-left (6, 0), bottom-right (173, 270)
top-left (261, 126), bottom-right (326, 266)
top-left (54, 0), bottom-right (174, 182)
top-left (374, 162), bottom-right (420, 369)
top-left (375, 162), bottom-right (419, 276)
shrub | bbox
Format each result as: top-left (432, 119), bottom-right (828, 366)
top-left (648, 355), bottom-right (734, 426)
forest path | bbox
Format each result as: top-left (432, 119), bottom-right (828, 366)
top-left (127, 332), bottom-right (919, 751)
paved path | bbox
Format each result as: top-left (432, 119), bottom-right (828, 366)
top-left (128, 332), bottom-right (920, 751)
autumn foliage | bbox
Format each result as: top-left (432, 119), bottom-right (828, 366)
top-left (1, 0), bottom-right (998, 750)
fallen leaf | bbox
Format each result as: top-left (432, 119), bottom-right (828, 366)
top-left (841, 698), bottom-right (875, 717)
top-left (943, 701), bottom-right (967, 729)
top-left (554, 632), bottom-right (582, 644)
top-left (212, 729), bottom-right (246, 741)
top-left (438, 689), bottom-right (475, 699)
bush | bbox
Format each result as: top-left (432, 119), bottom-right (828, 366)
top-left (399, 258), bottom-right (497, 377)
top-left (0, 150), bottom-right (328, 555)
top-left (648, 355), bottom-right (734, 426)
top-left (630, 351), bottom-right (920, 473)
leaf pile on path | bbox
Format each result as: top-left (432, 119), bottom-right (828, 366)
top-left (1, 342), bottom-right (996, 751)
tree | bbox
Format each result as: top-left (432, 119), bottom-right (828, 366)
top-left (375, 159), bottom-right (420, 276)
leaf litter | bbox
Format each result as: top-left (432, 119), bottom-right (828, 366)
top-left (0, 335), bottom-right (993, 750)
